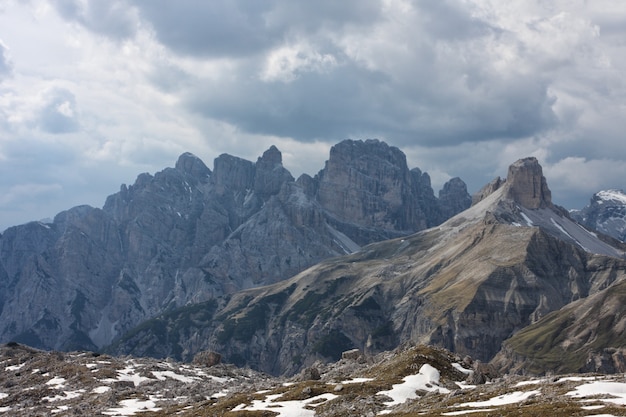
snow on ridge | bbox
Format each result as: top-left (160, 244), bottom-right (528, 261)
top-left (597, 190), bottom-right (626, 205)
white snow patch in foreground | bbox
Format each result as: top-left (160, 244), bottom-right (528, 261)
top-left (233, 392), bottom-right (338, 416)
top-left (43, 389), bottom-right (85, 402)
top-left (515, 378), bottom-right (547, 387)
top-left (558, 376), bottom-right (598, 383)
top-left (46, 376), bottom-right (67, 389)
top-left (342, 377), bottom-right (375, 384)
top-left (0, 407), bottom-right (11, 413)
top-left (0, 393), bottom-right (6, 399)
top-left (5, 363), bottom-right (25, 372)
top-left (567, 381), bottom-right (626, 405)
top-left (377, 364), bottom-right (450, 413)
top-left (108, 365), bottom-right (150, 387)
top-left (459, 390), bottom-right (540, 407)
top-left (93, 386), bottom-right (112, 394)
top-left (152, 370), bottom-right (199, 383)
top-left (452, 363), bottom-right (473, 375)
top-left (443, 409), bottom-right (495, 416)
top-left (102, 398), bottom-right (162, 416)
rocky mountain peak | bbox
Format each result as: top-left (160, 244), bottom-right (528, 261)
top-left (174, 152), bottom-right (211, 181)
top-left (254, 145), bottom-right (294, 199)
top-left (438, 177), bottom-right (472, 219)
top-left (257, 145), bottom-right (282, 166)
top-left (211, 153), bottom-right (255, 191)
top-left (503, 157), bottom-right (552, 209)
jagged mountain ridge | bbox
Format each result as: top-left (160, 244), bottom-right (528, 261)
top-left (107, 157), bottom-right (626, 377)
top-left (0, 139), bottom-right (470, 353)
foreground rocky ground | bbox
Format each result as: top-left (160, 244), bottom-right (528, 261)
top-left (2, 342), bottom-right (626, 416)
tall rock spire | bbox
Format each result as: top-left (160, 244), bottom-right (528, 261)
top-left (504, 157), bottom-right (552, 209)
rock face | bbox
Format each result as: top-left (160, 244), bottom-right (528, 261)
top-left (503, 157), bottom-right (552, 209)
top-left (571, 190), bottom-right (626, 242)
top-left (106, 157), bottom-right (626, 376)
top-left (0, 139), bottom-right (470, 352)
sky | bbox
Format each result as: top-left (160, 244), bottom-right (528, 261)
top-left (1, 0), bottom-right (625, 231)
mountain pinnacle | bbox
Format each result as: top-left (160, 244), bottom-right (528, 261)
top-left (504, 157), bottom-right (552, 209)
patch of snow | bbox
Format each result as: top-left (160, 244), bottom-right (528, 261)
top-left (515, 379), bottom-right (547, 387)
top-left (567, 381), bottom-right (626, 405)
top-left (93, 386), bottom-right (112, 394)
top-left (341, 377), bottom-right (375, 384)
top-left (377, 364), bottom-right (450, 412)
top-left (233, 392), bottom-right (338, 416)
top-left (550, 218), bottom-right (573, 239)
top-left (452, 363), bottom-right (473, 375)
top-left (208, 375), bottom-right (229, 384)
top-left (5, 363), bottom-right (25, 371)
top-left (102, 398), bottom-right (162, 416)
top-left (43, 389), bottom-right (85, 402)
top-left (104, 365), bottom-right (151, 387)
top-left (558, 376), bottom-right (598, 383)
top-left (455, 382), bottom-right (477, 390)
top-left (443, 410), bottom-right (495, 416)
top-left (210, 390), bottom-right (229, 398)
top-left (51, 405), bottom-right (70, 414)
top-left (582, 404), bottom-right (606, 410)
top-left (597, 190), bottom-right (626, 205)
top-left (327, 224), bottom-right (361, 254)
top-left (46, 376), bottom-right (67, 389)
top-left (459, 390), bottom-right (540, 407)
top-left (520, 212), bottom-right (534, 226)
top-left (152, 370), bottom-right (199, 383)
top-left (0, 393), bottom-right (7, 399)
top-left (0, 407), bottom-right (12, 413)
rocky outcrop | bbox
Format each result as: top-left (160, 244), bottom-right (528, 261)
top-left (0, 140), bottom-right (470, 353)
top-left (472, 177), bottom-right (505, 206)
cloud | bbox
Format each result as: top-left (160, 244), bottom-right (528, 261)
top-left (37, 88), bottom-right (80, 134)
top-left (129, 0), bottom-right (382, 58)
top-left (51, 0), bottom-right (138, 40)
top-left (0, 42), bottom-right (12, 80)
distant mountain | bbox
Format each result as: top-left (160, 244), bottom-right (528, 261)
top-left (108, 157), bottom-right (626, 376)
top-left (571, 189), bottom-right (626, 243)
top-left (0, 139), bottom-right (470, 352)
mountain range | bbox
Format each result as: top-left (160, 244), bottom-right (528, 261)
top-left (1, 139), bottom-right (626, 379)
top-left (0, 139), bottom-right (470, 354)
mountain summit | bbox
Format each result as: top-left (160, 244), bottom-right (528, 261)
top-left (504, 157), bottom-right (552, 209)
